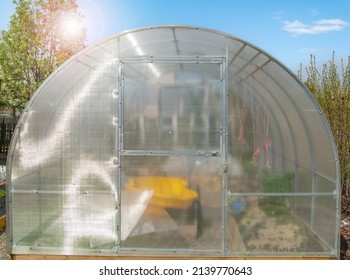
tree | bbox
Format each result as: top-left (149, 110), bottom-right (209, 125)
top-left (0, 0), bottom-right (86, 116)
top-left (300, 53), bottom-right (350, 201)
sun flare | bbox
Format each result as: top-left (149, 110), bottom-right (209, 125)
top-left (59, 15), bottom-right (83, 38)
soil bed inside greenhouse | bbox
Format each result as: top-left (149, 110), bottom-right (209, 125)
top-left (12, 202), bottom-right (328, 256)
top-left (235, 204), bottom-right (326, 253)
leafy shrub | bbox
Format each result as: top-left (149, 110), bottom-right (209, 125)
top-left (0, 190), bottom-right (5, 199)
top-left (260, 169), bottom-right (294, 206)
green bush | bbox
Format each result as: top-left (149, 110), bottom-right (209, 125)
top-left (300, 53), bottom-right (350, 198)
top-left (260, 169), bottom-right (294, 206)
top-left (0, 189), bottom-right (5, 199)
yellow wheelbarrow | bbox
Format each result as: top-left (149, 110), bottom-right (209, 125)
top-left (125, 176), bottom-right (198, 209)
top-left (125, 176), bottom-right (202, 238)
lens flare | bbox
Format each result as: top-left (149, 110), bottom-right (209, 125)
top-left (59, 15), bottom-right (83, 38)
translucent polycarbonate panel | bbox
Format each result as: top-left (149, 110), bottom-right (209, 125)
top-left (74, 37), bottom-right (118, 69)
top-left (119, 27), bottom-right (231, 58)
top-left (228, 47), bottom-right (262, 80)
top-left (57, 192), bottom-right (117, 253)
top-left (255, 66), bottom-right (314, 170)
top-left (313, 196), bottom-right (338, 250)
top-left (33, 60), bottom-right (90, 108)
top-left (226, 36), bottom-right (245, 57)
top-left (11, 61), bottom-right (118, 189)
top-left (9, 62), bottom-right (90, 177)
top-left (315, 174), bottom-right (337, 193)
top-left (293, 196), bottom-right (312, 225)
top-left (122, 61), bottom-right (223, 152)
top-left (303, 111), bottom-right (337, 178)
top-left (11, 193), bottom-right (63, 248)
top-left (119, 28), bottom-right (176, 57)
top-left (11, 192), bottom-right (116, 254)
top-left (84, 39), bottom-right (118, 64)
top-left (268, 62), bottom-right (318, 112)
top-left (263, 62), bottom-right (337, 178)
top-left (9, 52), bottom-right (119, 254)
top-left (120, 155), bottom-right (223, 251)
top-left (174, 28), bottom-right (227, 56)
top-left (294, 166), bottom-right (313, 193)
top-left (226, 196), bottom-right (334, 254)
top-left (227, 73), bottom-right (300, 193)
top-left (227, 157), bottom-right (244, 193)
top-left (225, 36), bottom-right (336, 201)
top-left (291, 195), bottom-right (336, 253)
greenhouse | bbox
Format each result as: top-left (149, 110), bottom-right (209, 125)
top-left (6, 25), bottom-right (340, 259)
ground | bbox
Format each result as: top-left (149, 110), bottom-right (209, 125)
top-left (341, 196), bottom-right (350, 259)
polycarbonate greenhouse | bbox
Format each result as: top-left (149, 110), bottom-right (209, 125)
top-left (6, 25), bottom-right (341, 259)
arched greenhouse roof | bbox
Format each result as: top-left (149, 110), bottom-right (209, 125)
top-left (15, 25), bottom-right (339, 175)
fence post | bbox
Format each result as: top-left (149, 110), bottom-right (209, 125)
top-left (0, 119), bottom-right (5, 154)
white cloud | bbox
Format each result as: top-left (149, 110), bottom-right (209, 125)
top-left (283, 18), bottom-right (349, 35)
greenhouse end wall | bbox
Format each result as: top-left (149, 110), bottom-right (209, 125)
top-left (7, 25), bottom-right (340, 259)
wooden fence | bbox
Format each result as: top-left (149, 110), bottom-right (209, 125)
top-left (0, 117), bottom-right (17, 157)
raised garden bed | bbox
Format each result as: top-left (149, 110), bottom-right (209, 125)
top-left (0, 182), bottom-right (5, 231)
top-left (0, 182), bottom-right (5, 218)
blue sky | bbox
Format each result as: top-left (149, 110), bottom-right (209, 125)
top-left (1, 0), bottom-right (350, 72)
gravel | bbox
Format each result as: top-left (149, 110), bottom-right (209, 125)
top-left (0, 230), bottom-right (11, 260)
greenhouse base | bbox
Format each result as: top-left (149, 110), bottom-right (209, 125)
top-left (11, 253), bottom-right (335, 260)
top-left (0, 215), bottom-right (5, 231)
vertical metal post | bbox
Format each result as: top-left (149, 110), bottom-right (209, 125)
top-left (222, 47), bottom-right (229, 254)
top-left (115, 59), bottom-right (124, 253)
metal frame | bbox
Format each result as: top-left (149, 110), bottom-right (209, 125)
top-left (118, 56), bottom-right (227, 254)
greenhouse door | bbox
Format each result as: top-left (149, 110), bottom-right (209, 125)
top-left (117, 57), bottom-right (228, 253)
